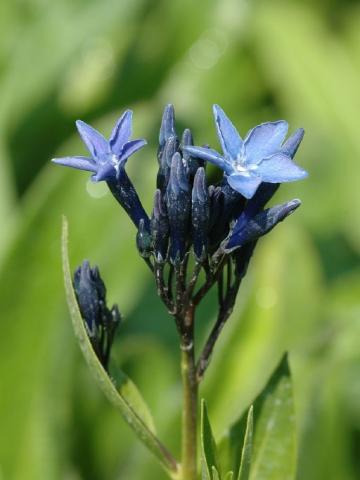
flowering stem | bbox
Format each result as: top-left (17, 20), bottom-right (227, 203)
top-left (196, 275), bottom-right (241, 382)
top-left (179, 308), bottom-right (198, 480)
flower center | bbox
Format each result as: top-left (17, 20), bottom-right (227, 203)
top-left (111, 154), bottom-right (120, 174)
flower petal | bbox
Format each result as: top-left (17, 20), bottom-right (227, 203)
top-left (256, 153), bottom-right (308, 183)
top-left (92, 162), bottom-right (117, 182)
top-left (52, 156), bottom-right (97, 173)
top-left (244, 121), bottom-right (288, 165)
top-left (226, 173), bottom-right (262, 199)
top-left (182, 146), bottom-right (228, 172)
top-left (213, 104), bottom-right (243, 159)
top-left (281, 128), bottom-right (304, 158)
top-left (119, 139), bottom-right (147, 162)
top-left (75, 120), bottom-right (109, 160)
top-left (109, 110), bottom-right (133, 155)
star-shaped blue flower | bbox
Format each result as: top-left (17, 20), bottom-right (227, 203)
top-left (52, 110), bottom-right (146, 182)
top-left (183, 105), bottom-right (308, 199)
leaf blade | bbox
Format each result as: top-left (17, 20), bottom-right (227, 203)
top-left (249, 355), bottom-right (297, 480)
top-left (237, 406), bottom-right (253, 480)
top-left (61, 216), bottom-right (178, 476)
top-left (201, 399), bottom-right (221, 480)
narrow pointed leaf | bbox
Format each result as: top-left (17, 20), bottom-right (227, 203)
top-left (212, 466), bottom-right (221, 480)
top-left (201, 399), bottom-right (221, 480)
top-left (225, 473), bottom-right (234, 480)
top-left (249, 355), bottom-right (297, 480)
top-left (61, 217), bottom-right (178, 477)
top-left (237, 406), bottom-right (253, 480)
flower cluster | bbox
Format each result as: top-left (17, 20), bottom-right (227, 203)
top-left (53, 104), bottom-right (307, 377)
top-left (73, 260), bottom-right (121, 370)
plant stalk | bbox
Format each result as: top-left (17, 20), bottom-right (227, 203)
top-left (180, 308), bottom-right (198, 480)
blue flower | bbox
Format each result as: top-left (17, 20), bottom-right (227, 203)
top-left (52, 110), bottom-right (147, 182)
top-left (183, 104), bottom-right (308, 199)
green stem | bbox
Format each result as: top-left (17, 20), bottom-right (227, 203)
top-left (180, 310), bottom-right (198, 480)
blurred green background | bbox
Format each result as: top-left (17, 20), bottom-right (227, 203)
top-left (0, 0), bottom-right (359, 479)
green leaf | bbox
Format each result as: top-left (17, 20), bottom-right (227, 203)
top-left (249, 355), bottom-right (297, 480)
top-left (237, 406), bottom-right (253, 480)
top-left (61, 216), bottom-right (178, 477)
top-left (109, 364), bottom-right (156, 433)
top-left (201, 399), bottom-right (221, 480)
top-left (225, 473), bottom-right (234, 480)
top-left (212, 466), bottom-right (221, 480)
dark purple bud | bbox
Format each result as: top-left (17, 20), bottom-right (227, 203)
top-left (73, 261), bottom-right (104, 337)
top-left (136, 218), bottom-right (153, 258)
top-left (181, 129), bottom-right (205, 179)
top-left (233, 241), bottom-right (257, 278)
top-left (220, 179), bottom-right (246, 221)
top-left (151, 190), bottom-right (169, 263)
top-left (107, 166), bottom-right (150, 231)
top-left (157, 135), bottom-right (179, 192)
top-left (191, 168), bottom-right (210, 261)
top-left (73, 261), bottom-right (121, 370)
top-left (225, 199), bottom-right (301, 252)
top-left (281, 128), bottom-right (304, 158)
top-left (229, 182), bottom-right (280, 244)
top-left (229, 182), bottom-right (279, 242)
top-left (244, 182), bottom-right (279, 217)
top-left (166, 152), bottom-right (191, 263)
top-left (158, 104), bottom-right (177, 160)
top-left (208, 186), bottom-right (226, 250)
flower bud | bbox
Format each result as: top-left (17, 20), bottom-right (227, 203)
top-left (181, 129), bottom-right (204, 179)
top-left (151, 189), bottom-right (169, 263)
top-left (191, 168), bottom-right (210, 261)
top-left (73, 261), bottom-right (121, 369)
top-left (73, 261), bottom-right (105, 337)
top-left (225, 199), bottom-right (301, 252)
top-left (233, 242), bottom-right (256, 278)
top-left (220, 179), bottom-right (246, 222)
top-left (208, 186), bottom-right (226, 250)
top-left (158, 104), bottom-right (177, 161)
top-left (157, 135), bottom-right (178, 192)
top-left (166, 152), bottom-right (191, 263)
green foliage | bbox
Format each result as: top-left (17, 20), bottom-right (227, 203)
top-left (237, 406), bottom-right (253, 480)
top-left (61, 217), bottom-right (178, 476)
top-left (0, 0), bottom-right (359, 479)
top-left (201, 357), bottom-right (296, 480)
top-left (201, 400), bottom-right (222, 479)
top-left (249, 356), bottom-right (296, 480)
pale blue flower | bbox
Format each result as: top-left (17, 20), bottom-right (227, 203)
top-left (52, 110), bottom-right (146, 182)
top-left (183, 104), bottom-right (308, 199)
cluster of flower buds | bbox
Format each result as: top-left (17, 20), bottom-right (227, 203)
top-left (53, 104), bottom-right (306, 373)
top-left (73, 260), bottom-right (121, 370)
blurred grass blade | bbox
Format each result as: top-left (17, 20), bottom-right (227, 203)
top-left (62, 216), bottom-right (178, 477)
top-left (249, 355), bottom-right (297, 480)
top-left (212, 466), bottom-right (221, 480)
top-left (201, 399), bottom-right (221, 479)
top-left (237, 406), bottom-right (253, 480)
top-left (225, 473), bottom-right (234, 480)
